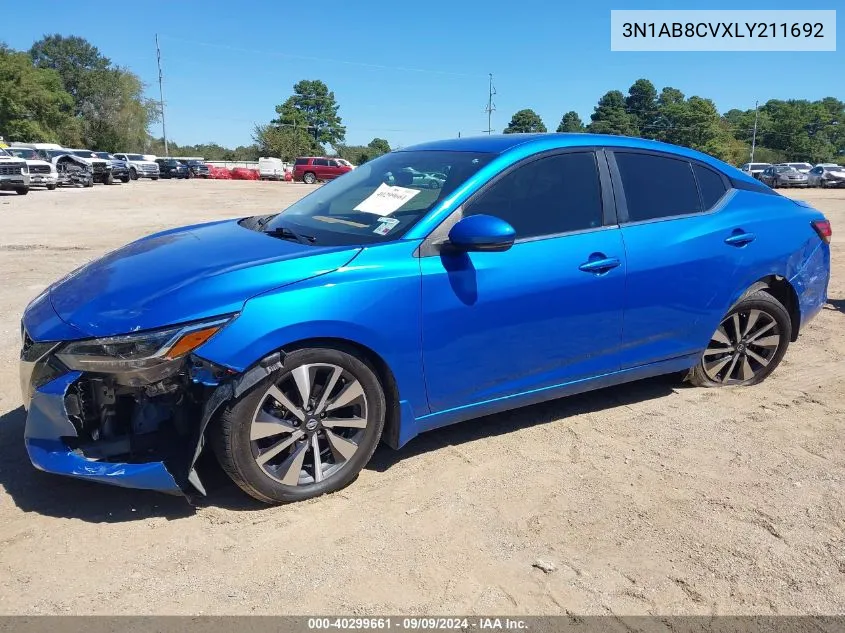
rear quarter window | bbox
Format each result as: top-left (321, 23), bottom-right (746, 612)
top-left (614, 152), bottom-right (702, 222)
top-left (693, 164), bottom-right (728, 209)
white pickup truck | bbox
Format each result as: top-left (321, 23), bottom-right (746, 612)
top-left (6, 146), bottom-right (58, 190)
top-left (0, 148), bottom-right (30, 195)
top-left (113, 153), bottom-right (160, 180)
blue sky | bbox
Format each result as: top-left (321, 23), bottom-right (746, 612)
top-left (4, 0), bottom-right (842, 149)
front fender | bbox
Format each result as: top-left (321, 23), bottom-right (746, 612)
top-left (194, 239), bottom-right (428, 421)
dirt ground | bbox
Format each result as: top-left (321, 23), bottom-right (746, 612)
top-left (0, 179), bottom-right (843, 616)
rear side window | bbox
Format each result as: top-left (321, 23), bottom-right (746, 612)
top-left (464, 151), bottom-right (603, 239)
top-left (294, 158), bottom-right (308, 166)
top-left (693, 164), bottom-right (727, 209)
top-left (614, 153), bottom-right (701, 222)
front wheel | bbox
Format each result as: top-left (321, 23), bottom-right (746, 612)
top-left (46, 184), bottom-right (57, 190)
top-left (688, 291), bottom-right (791, 388)
top-left (15, 187), bottom-right (29, 195)
top-left (213, 348), bottom-right (386, 504)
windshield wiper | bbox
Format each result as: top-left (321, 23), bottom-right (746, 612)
top-left (265, 225), bottom-right (317, 245)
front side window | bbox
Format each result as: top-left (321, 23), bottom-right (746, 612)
top-left (615, 152), bottom-right (701, 222)
top-left (314, 159), bottom-right (329, 167)
top-left (463, 152), bottom-right (603, 239)
top-left (263, 150), bottom-right (493, 246)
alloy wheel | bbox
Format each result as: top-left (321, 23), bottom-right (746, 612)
top-left (702, 309), bottom-right (782, 384)
top-left (249, 363), bottom-right (369, 486)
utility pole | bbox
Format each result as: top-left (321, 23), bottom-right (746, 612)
top-left (156, 34), bottom-right (168, 156)
top-left (484, 73), bottom-right (496, 135)
top-left (750, 100), bottom-right (759, 163)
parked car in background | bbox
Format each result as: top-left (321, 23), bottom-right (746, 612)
top-left (18, 134), bottom-right (832, 504)
top-left (113, 153), bottom-right (160, 180)
top-left (782, 162), bottom-right (813, 174)
top-left (53, 153), bottom-right (94, 188)
top-left (259, 157), bottom-right (285, 181)
top-left (0, 148), bottom-right (29, 195)
top-left (66, 149), bottom-right (113, 184)
top-left (808, 164), bottom-right (845, 188)
top-left (336, 158), bottom-right (355, 169)
top-left (293, 156), bottom-right (353, 183)
top-left (179, 159), bottom-right (210, 179)
top-left (155, 158), bottom-right (189, 179)
top-left (6, 146), bottom-right (58, 190)
top-left (93, 152), bottom-right (131, 183)
top-left (760, 165), bottom-right (809, 188)
top-left (740, 162), bottom-right (772, 180)
top-left (390, 167), bottom-right (447, 189)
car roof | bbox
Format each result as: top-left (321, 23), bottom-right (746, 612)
top-left (402, 133), bottom-right (755, 184)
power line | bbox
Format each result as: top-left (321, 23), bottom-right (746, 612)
top-left (158, 35), bottom-right (480, 78)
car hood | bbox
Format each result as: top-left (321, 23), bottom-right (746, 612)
top-left (48, 219), bottom-right (361, 338)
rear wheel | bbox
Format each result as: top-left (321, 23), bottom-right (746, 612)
top-left (688, 291), bottom-right (791, 387)
top-left (15, 187), bottom-right (28, 195)
top-left (213, 348), bottom-right (386, 504)
top-left (130, 167), bottom-right (138, 180)
top-left (121, 175), bottom-right (130, 183)
top-left (46, 184), bottom-right (57, 191)
top-left (303, 171), bottom-right (317, 184)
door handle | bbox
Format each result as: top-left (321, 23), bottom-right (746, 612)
top-left (725, 231), bottom-right (756, 247)
top-left (578, 256), bottom-right (621, 274)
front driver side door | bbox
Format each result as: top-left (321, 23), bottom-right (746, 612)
top-left (420, 150), bottom-right (626, 414)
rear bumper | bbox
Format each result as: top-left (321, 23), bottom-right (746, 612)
top-left (790, 240), bottom-right (830, 331)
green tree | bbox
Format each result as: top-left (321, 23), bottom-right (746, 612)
top-left (0, 45), bottom-right (80, 145)
top-left (587, 91), bottom-right (637, 136)
top-left (367, 137), bottom-right (391, 155)
top-left (556, 111), bottom-right (585, 133)
top-left (503, 109), bottom-right (547, 134)
top-left (272, 79), bottom-right (346, 148)
top-left (30, 35), bottom-right (110, 111)
top-left (625, 78), bottom-right (657, 135)
top-left (253, 123), bottom-right (321, 161)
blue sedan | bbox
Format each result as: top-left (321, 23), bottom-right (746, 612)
top-left (20, 134), bottom-right (831, 503)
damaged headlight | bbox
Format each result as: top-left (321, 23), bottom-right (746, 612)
top-left (55, 316), bottom-right (231, 373)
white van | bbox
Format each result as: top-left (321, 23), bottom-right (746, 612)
top-left (259, 157), bottom-right (285, 181)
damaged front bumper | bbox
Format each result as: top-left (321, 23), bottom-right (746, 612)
top-left (20, 337), bottom-right (283, 498)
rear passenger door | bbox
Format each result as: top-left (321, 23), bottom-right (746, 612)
top-left (313, 158), bottom-right (330, 180)
top-left (608, 150), bottom-right (747, 368)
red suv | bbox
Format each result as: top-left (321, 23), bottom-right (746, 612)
top-left (293, 157), bottom-right (353, 184)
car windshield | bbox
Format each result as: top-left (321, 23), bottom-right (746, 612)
top-left (94, 152), bottom-right (115, 159)
top-left (826, 166), bottom-right (844, 172)
top-left (188, 160), bottom-right (205, 165)
top-left (264, 150), bottom-right (493, 246)
top-left (125, 154), bottom-right (144, 160)
top-left (774, 166), bottom-right (793, 173)
top-left (72, 150), bottom-right (96, 158)
top-left (790, 163), bottom-right (812, 169)
top-left (160, 159), bottom-right (180, 166)
top-left (6, 148), bottom-right (37, 159)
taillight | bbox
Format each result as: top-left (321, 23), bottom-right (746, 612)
top-left (812, 219), bottom-right (832, 244)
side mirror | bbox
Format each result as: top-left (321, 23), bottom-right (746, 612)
top-left (446, 214), bottom-right (516, 253)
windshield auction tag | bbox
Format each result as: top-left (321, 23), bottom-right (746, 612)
top-left (354, 183), bottom-right (420, 215)
top-left (373, 217), bottom-right (400, 236)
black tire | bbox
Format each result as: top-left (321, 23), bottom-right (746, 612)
top-left (212, 347), bottom-right (386, 504)
top-left (130, 168), bottom-right (138, 180)
top-left (151, 176), bottom-right (159, 181)
top-left (121, 175), bottom-right (130, 183)
top-left (46, 184), bottom-right (57, 191)
top-left (688, 290), bottom-right (791, 388)
top-left (303, 171), bottom-right (317, 185)
top-left (104, 172), bottom-right (114, 185)
top-left (84, 177), bottom-right (93, 188)
top-left (15, 187), bottom-right (29, 195)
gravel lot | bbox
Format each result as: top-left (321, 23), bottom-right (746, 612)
top-left (0, 180), bottom-right (843, 615)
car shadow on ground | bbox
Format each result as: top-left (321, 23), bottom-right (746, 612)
top-left (0, 375), bottom-right (683, 522)
top-left (824, 298), bottom-right (845, 314)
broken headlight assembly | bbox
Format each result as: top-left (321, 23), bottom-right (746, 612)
top-left (55, 316), bottom-right (232, 383)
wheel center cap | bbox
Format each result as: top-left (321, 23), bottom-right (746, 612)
top-left (305, 418), bottom-right (319, 431)
top-left (737, 343), bottom-right (746, 353)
